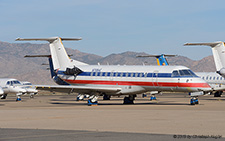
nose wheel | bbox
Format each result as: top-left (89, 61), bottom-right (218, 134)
top-left (16, 97), bottom-right (22, 101)
top-left (150, 94), bottom-right (157, 101)
top-left (190, 97), bottom-right (199, 105)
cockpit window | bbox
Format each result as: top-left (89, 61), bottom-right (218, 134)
top-left (172, 70), bottom-right (180, 77)
top-left (6, 81), bottom-right (10, 85)
top-left (173, 69), bottom-right (197, 77)
top-left (12, 80), bottom-right (21, 85)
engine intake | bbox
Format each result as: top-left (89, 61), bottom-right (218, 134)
top-left (64, 66), bottom-right (83, 75)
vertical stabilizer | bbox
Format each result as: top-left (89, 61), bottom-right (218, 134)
top-left (184, 42), bottom-right (225, 72)
top-left (16, 37), bottom-right (88, 70)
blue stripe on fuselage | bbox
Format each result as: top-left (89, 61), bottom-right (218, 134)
top-left (56, 71), bottom-right (198, 78)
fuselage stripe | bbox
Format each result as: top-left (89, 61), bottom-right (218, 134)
top-left (64, 79), bottom-right (210, 88)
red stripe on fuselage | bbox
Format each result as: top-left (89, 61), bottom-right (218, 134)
top-left (64, 79), bottom-right (210, 88)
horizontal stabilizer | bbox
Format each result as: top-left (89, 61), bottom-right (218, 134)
top-left (137, 54), bottom-right (176, 57)
top-left (184, 42), bottom-right (223, 47)
top-left (24, 54), bottom-right (73, 58)
top-left (16, 37), bottom-right (82, 42)
top-left (24, 55), bottom-right (51, 58)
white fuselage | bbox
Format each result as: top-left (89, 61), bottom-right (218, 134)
top-left (0, 78), bottom-right (27, 95)
top-left (57, 65), bottom-right (211, 95)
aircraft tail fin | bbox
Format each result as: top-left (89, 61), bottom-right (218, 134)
top-left (137, 54), bottom-right (176, 66)
top-left (16, 37), bottom-right (88, 70)
top-left (184, 42), bottom-right (225, 72)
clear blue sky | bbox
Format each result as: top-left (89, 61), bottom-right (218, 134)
top-left (1, 0), bottom-right (225, 60)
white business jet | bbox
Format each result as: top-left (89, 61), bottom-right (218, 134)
top-left (0, 78), bottom-right (33, 101)
top-left (16, 37), bottom-right (211, 105)
top-left (184, 42), bottom-right (225, 97)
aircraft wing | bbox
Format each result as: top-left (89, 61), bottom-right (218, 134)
top-left (211, 85), bottom-right (225, 91)
top-left (35, 85), bottom-right (121, 94)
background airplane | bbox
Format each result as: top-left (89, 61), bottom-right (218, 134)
top-left (0, 78), bottom-right (37, 101)
top-left (184, 42), bottom-right (225, 97)
top-left (16, 37), bottom-right (211, 106)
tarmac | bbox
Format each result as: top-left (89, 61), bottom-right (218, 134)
top-left (0, 93), bottom-right (224, 140)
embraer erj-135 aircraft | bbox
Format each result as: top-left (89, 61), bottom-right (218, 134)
top-left (0, 78), bottom-right (38, 101)
top-left (184, 42), bottom-right (225, 97)
top-left (16, 37), bottom-right (211, 106)
top-left (147, 53), bottom-right (225, 98)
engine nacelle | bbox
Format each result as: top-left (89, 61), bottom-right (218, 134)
top-left (217, 68), bottom-right (225, 77)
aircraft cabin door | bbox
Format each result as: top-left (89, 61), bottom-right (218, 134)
top-left (152, 70), bottom-right (159, 89)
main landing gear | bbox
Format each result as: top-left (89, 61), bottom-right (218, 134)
top-left (76, 94), bottom-right (85, 101)
top-left (16, 97), bottom-right (22, 102)
top-left (190, 97), bottom-right (199, 105)
top-left (16, 93), bottom-right (23, 102)
top-left (214, 91), bottom-right (223, 97)
top-left (150, 94), bottom-right (157, 101)
top-left (103, 94), bottom-right (111, 100)
top-left (142, 93), bottom-right (147, 98)
top-left (88, 95), bottom-right (99, 106)
top-left (123, 95), bottom-right (136, 104)
top-left (0, 94), bottom-right (7, 99)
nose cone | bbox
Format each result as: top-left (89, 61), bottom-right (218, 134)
top-left (199, 78), bottom-right (212, 91)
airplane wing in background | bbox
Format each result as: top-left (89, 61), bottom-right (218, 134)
top-left (35, 85), bottom-right (122, 94)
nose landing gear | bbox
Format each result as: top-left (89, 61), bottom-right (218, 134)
top-left (190, 97), bottom-right (199, 105)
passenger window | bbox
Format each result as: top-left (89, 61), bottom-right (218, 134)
top-left (202, 77), bottom-right (204, 80)
top-left (206, 77), bottom-right (208, 80)
top-left (213, 77), bottom-right (215, 80)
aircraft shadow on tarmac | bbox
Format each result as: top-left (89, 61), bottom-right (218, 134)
top-left (203, 98), bottom-right (225, 101)
top-left (50, 101), bottom-right (190, 106)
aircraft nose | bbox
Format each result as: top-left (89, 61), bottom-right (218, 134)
top-left (200, 79), bottom-right (212, 91)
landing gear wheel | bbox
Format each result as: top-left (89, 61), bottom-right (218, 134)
top-left (190, 97), bottom-right (199, 105)
top-left (123, 97), bottom-right (134, 104)
top-left (88, 99), bottom-right (98, 106)
top-left (1, 94), bottom-right (7, 99)
top-left (16, 98), bottom-right (21, 102)
top-left (87, 95), bottom-right (99, 106)
top-left (103, 94), bottom-right (111, 100)
top-left (214, 91), bottom-right (222, 97)
top-left (195, 98), bottom-right (199, 104)
top-left (142, 93), bottom-right (147, 98)
top-left (150, 95), bottom-right (156, 101)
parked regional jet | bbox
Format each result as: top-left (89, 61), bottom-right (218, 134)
top-left (0, 78), bottom-right (37, 101)
top-left (148, 53), bottom-right (225, 98)
top-left (16, 37), bottom-right (212, 106)
top-left (184, 42), bottom-right (225, 97)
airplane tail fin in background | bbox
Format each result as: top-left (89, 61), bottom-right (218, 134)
top-left (16, 37), bottom-right (88, 70)
top-left (184, 42), bottom-right (225, 72)
top-left (137, 54), bottom-right (176, 66)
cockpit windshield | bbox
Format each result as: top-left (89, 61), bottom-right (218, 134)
top-left (172, 69), bottom-right (197, 77)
